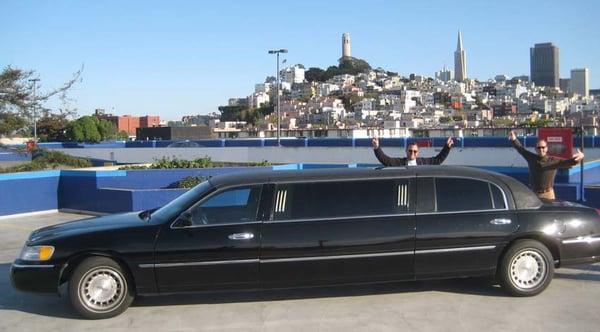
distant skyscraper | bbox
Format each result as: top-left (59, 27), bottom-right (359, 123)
top-left (559, 78), bottom-right (571, 94)
top-left (530, 43), bottom-right (559, 88)
top-left (570, 68), bottom-right (589, 97)
top-left (342, 33), bottom-right (351, 58)
top-left (454, 30), bottom-right (467, 82)
top-left (435, 65), bottom-right (453, 82)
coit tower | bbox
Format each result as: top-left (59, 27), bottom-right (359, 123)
top-left (342, 33), bottom-right (351, 58)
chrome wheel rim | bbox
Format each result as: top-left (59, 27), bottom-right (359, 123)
top-left (509, 250), bottom-right (546, 290)
top-left (78, 267), bottom-right (127, 313)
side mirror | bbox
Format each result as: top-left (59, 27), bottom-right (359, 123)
top-left (175, 211), bottom-right (193, 227)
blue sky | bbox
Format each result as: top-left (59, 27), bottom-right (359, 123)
top-left (2, 0), bottom-right (599, 120)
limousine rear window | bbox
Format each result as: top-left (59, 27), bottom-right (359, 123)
top-left (421, 177), bottom-right (508, 213)
top-left (436, 178), bottom-right (496, 212)
top-left (273, 179), bottom-right (412, 221)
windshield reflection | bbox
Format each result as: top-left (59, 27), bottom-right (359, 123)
top-left (150, 181), bottom-right (213, 223)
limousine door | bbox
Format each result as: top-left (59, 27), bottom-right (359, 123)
top-left (153, 185), bottom-right (263, 293)
top-left (260, 178), bottom-right (416, 288)
top-left (414, 177), bottom-right (519, 278)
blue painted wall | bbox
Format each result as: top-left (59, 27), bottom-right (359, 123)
top-left (0, 171), bottom-right (60, 215)
top-left (31, 136), bottom-right (600, 150)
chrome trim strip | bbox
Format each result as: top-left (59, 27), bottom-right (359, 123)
top-left (140, 246), bottom-right (498, 268)
top-left (415, 245), bottom-right (496, 254)
top-left (270, 212), bottom-right (415, 224)
top-left (562, 237), bottom-right (600, 244)
top-left (12, 264), bottom-right (55, 268)
top-left (261, 250), bottom-right (414, 263)
top-left (417, 208), bottom-right (508, 216)
top-left (488, 183), bottom-right (495, 209)
top-left (282, 190), bottom-right (287, 212)
top-left (140, 259), bottom-right (259, 268)
top-left (171, 221), bottom-right (261, 230)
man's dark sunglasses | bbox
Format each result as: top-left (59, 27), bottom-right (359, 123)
top-left (407, 149), bottom-right (419, 153)
top-left (536, 146), bottom-right (547, 150)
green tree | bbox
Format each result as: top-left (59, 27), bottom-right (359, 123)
top-left (338, 56), bottom-right (371, 75)
top-left (97, 118), bottom-right (116, 140)
top-left (0, 65), bottom-right (82, 117)
top-left (37, 113), bottom-right (69, 141)
top-left (0, 111), bottom-right (27, 136)
top-left (66, 116), bottom-right (102, 142)
top-left (117, 130), bottom-right (129, 140)
top-left (340, 94), bottom-right (362, 111)
top-left (305, 67), bottom-right (326, 82)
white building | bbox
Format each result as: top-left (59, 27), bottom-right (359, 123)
top-left (247, 92), bottom-right (270, 108)
top-left (281, 65), bottom-right (305, 84)
top-left (435, 66), bottom-right (454, 82)
top-left (318, 83), bottom-right (341, 97)
top-left (255, 83), bottom-right (272, 93)
top-left (570, 68), bottom-right (589, 98)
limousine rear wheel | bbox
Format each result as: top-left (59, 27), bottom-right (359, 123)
top-left (68, 256), bottom-right (134, 319)
top-left (498, 240), bottom-right (554, 296)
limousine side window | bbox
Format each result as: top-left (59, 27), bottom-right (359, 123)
top-left (273, 179), bottom-right (412, 221)
top-left (435, 178), bottom-right (506, 212)
top-left (185, 185), bottom-right (262, 226)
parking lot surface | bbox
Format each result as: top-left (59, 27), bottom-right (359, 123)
top-left (1, 212), bottom-right (599, 332)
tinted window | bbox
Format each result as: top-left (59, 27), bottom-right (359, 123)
top-left (490, 184), bottom-right (506, 209)
top-left (187, 185), bottom-right (262, 225)
top-left (273, 179), bottom-right (411, 221)
top-left (416, 177), bottom-right (435, 213)
top-left (435, 178), bottom-right (494, 212)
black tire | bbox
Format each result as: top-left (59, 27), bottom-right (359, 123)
top-left (498, 240), bottom-right (554, 296)
top-left (68, 256), bottom-right (135, 319)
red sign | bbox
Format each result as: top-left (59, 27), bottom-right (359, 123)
top-left (26, 140), bottom-right (37, 152)
top-left (415, 140), bottom-right (432, 148)
top-left (538, 128), bottom-right (573, 159)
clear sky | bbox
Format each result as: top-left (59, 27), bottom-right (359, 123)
top-left (2, 0), bottom-right (599, 121)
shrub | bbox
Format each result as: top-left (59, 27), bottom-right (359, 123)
top-left (0, 148), bottom-right (91, 174)
top-left (177, 176), bottom-right (207, 188)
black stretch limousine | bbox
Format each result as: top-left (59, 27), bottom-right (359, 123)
top-left (11, 166), bottom-right (600, 319)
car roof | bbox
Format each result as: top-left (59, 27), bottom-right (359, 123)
top-left (210, 165), bottom-right (499, 186)
top-left (208, 166), bottom-right (542, 211)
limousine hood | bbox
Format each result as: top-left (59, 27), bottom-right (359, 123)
top-left (27, 211), bottom-right (146, 244)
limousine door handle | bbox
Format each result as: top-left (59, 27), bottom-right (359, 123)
top-left (228, 233), bottom-right (254, 240)
top-left (490, 218), bottom-right (512, 225)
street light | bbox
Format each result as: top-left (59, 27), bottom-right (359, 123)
top-left (29, 78), bottom-right (40, 143)
top-left (268, 48), bottom-right (288, 146)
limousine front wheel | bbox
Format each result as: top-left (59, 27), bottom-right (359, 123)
top-left (498, 240), bottom-right (554, 296)
top-left (68, 257), bottom-right (134, 319)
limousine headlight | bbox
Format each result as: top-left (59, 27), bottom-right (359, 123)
top-left (19, 245), bottom-right (55, 261)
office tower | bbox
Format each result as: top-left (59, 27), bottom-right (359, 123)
top-left (530, 43), bottom-right (559, 88)
top-left (570, 68), bottom-right (589, 97)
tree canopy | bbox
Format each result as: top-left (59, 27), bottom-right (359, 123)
top-left (304, 57), bottom-right (372, 83)
top-left (65, 116), bottom-right (120, 142)
top-left (0, 65), bottom-right (82, 136)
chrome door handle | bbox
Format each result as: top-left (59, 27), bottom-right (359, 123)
top-left (228, 233), bottom-right (254, 240)
top-left (490, 218), bottom-right (511, 225)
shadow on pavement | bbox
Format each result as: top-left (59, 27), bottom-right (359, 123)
top-left (132, 277), bottom-right (506, 308)
top-left (554, 263), bottom-right (600, 282)
top-left (0, 263), bottom-right (79, 319)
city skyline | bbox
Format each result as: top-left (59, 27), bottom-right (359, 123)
top-left (1, 0), bottom-right (599, 120)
